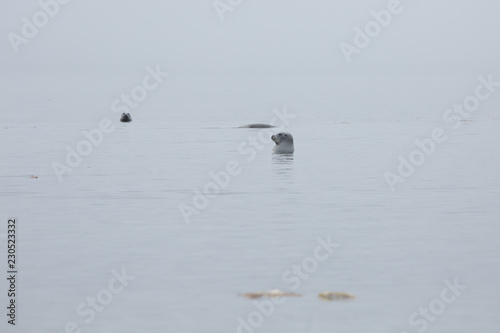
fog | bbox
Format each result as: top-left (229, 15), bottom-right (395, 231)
top-left (1, 1), bottom-right (500, 332)
top-left (1, 0), bottom-right (499, 75)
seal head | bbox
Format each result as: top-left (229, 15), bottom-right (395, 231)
top-left (271, 132), bottom-right (294, 153)
top-left (120, 113), bottom-right (132, 122)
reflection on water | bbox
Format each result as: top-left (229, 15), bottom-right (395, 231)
top-left (272, 153), bottom-right (294, 182)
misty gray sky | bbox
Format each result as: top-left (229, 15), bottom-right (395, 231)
top-left (1, 0), bottom-right (499, 75)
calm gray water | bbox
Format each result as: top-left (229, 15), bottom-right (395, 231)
top-left (1, 74), bottom-right (499, 332)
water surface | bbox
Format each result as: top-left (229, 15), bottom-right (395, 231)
top-left (1, 74), bottom-right (499, 332)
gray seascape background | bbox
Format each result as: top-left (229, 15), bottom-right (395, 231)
top-left (1, 1), bottom-right (499, 333)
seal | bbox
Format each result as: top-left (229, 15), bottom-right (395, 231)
top-left (271, 132), bottom-right (294, 153)
top-left (120, 113), bottom-right (132, 122)
top-left (238, 124), bottom-right (275, 128)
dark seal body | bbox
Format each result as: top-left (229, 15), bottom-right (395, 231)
top-left (238, 124), bottom-right (275, 128)
top-left (120, 113), bottom-right (132, 122)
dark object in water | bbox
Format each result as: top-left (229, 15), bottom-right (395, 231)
top-left (239, 124), bottom-right (275, 128)
top-left (318, 292), bottom-right (355, 300)
top-left (239, 289), bottom-right (302, 299)
top-left (120, 113), bottom-right (132, 122)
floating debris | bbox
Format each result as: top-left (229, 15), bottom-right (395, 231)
top-left (240, 289), bottom-right (302, 299)
top-left (318, 292), bottom-right (355, 301)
